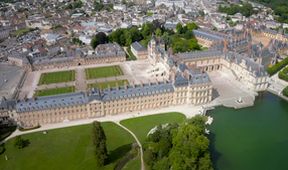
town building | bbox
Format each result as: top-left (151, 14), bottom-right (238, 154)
top-left (130, 41), bottom-right (148, 59)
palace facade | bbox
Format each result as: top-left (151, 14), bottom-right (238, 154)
top-left (1, 31), bottom-right (271, 128)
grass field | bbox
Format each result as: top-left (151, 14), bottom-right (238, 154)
top-left (0, 122), bottom-right (138, 170)
top-left (88, 80), bottom-right (129, 90)
top-left (120, 112), bottom-right (186, 144)
top-left (85, 66), bottom-right (123, 79)
top-left (123, 156), bottom-right (141, 170)
top-left (34, 86), bottom-right (75, 97)
top-left (38, 70), bottom-right (75, 85)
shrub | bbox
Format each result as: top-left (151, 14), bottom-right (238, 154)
top-left (267, 57), bottom-right (288, 75)
top-left (14, 136), bottom-right (30, 149)
top-left (278, 67), bottom-right (288, 82)
top-left (282, 86), bottom-right (288, 97)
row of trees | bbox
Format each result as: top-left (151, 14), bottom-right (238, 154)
top-left (144, 115), bottom-right (213, 170)
top-left (92, 121), bottom-right (108, 167)
top-left (90, 21), bottom-right (201, 53)
top-left (278, 66), bottom-right (288, 81)
top-left (218, 3), bottom-right (255, 17)
top-left (282, 86), bottom-right (288, 97)
top-left (267, 57), bottom-right (288, 75)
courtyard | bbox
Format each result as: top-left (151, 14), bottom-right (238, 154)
top-left (18, 59), bottom-right (168, 99)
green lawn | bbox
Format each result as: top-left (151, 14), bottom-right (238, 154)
top-left (34, 86), bottom-right (75, 97)
top-left (123, 156), bottom-right (141, 170)
top-left (0, 122), bottom-right (137, 170)
top-left (120, 112), bottom-right (186, 144)
top-left (85, 66), bottom-right (123, 79)
top-left (88, 80), bottom-right (129, 90)
top-left (126, 47), bottom-right (137, 61)
top-left (38, 70), bottom-right (75, 85)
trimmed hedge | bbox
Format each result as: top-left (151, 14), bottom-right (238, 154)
top-left (18, 125), bottom-right (41, 131)
top-left (283, 86), bottom-right (288, 97)
top-left (267, 57), bottom-right (288, 75)
top-left (278, 67), bottom-right (288, 82)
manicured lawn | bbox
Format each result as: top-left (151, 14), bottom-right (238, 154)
top-left (120, 112), bottom-right (186, 144)
top-left (126, 47), bottom-right (137, 61)
top-left (34, 86), bottom-right (75, 97)
top-left (38, 70), bottom-right (75, 85)
top-left (88, 80), bottom-right (129, 90)
top-left (85, 66), bottom-right (123, 79)
top-left (0, 122), bottom-right (137, 170)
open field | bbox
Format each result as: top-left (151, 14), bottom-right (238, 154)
top-left (34, 86), bottom-right (75, 97)
top-left (85, 66), bottom-right (123, 79)
top-left (88, 80), bottom-right (129, 90)
top-left (38, 70), bottom-right (75, 85)
top-left (120, 112), bottom-right (186, 144)
top-left (0, 122), bottom-right (137, 170)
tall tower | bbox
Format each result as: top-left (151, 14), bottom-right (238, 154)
top-left (148, 35), bottom-right (157, 65)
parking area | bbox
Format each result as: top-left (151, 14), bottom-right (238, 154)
top-left (0, 63), bottom-right (24, 99)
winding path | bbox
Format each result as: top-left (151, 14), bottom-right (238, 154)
top-left (115, 122), bottom-right (145, 170)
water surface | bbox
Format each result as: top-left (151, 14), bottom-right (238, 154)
top-left (208, 93), bottom-right (288, 170)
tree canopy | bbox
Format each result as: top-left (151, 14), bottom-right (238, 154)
top-left (106, 21), bottom-right (200, 53)
top-left (218, 3), bottom-right (255, 17)
top-left (253, 0), bottom-right (288, 23)
top-left (91, 32), bottom-right (108, 49)
top-left (143, 115), bottom-right (213, 170)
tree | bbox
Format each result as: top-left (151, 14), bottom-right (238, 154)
top-left (94, 1), bottom-right (104, 11)
top-left (155, 28), bottom-right (162, 37)
top-left (14, 136), bottom-right (29, 149)
top-left (141, 23), bottom-right (155, 38)
top-left (169, 116), bottom-right (213, 170)
top-left (176, 23), bottom-right (183, 34)
top-left (91, 32), bottom-right (108, 49)
top-left (92, 121), bottom-right (108, 167)
top-left (186, 22), bottom-right (199, 31)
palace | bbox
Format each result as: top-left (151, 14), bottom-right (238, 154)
top-left (7, 43), bottom-right (126, 71)
top-left (0, 31), bottom-right (271, 128)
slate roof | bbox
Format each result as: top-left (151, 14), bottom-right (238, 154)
top-left (225, 52), bottom-right (268, 77)
top-left (131, 41), bottom-right (146, 52)
top-left (101, 82), bottom-right (174, 101)
top-left (193, 29), bottom-right (224, 41)
top-left (16, 92), bottom-right (88, 113)
top-left (176, 50), bottom-right (223, 61)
